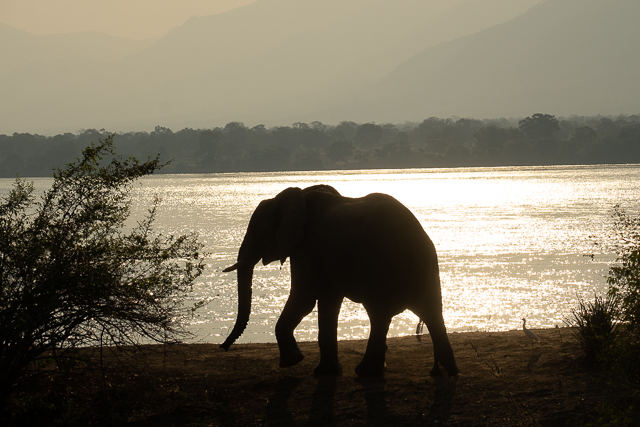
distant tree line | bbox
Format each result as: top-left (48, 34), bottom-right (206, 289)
top-left (1, 113), bottom-right (640, 177)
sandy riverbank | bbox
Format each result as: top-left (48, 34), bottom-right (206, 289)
top-left (15, 327), bottom-right (623, 426)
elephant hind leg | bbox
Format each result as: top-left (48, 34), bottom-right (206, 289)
top-left (414, 309), bottom-right (459, 378)
top-left (355, 310), bottom-right (391, 377)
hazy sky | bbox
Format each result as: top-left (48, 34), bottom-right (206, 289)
top-left (0, 0), bottom-right (257, 39)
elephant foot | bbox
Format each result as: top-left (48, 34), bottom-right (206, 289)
top-left (279, 349), bottom-right (304, 368)
top-left (313, 360), bottom-right (343, 376)
top-left (445, 364), bottom-right (460, 378)
top-left (355, 361), bottom-right (386, 377)
top-left (430, 365), bottom-right (444, 377)
top-left (430, 362), bottom-right (459, 378)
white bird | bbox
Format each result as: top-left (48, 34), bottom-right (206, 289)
top-left (522, 318), bottom-right (541, 348)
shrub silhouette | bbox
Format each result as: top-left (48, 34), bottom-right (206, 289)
top-left (0, 135), bottom-right (204, 407)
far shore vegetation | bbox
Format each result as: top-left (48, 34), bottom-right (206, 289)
top-left (2, 113), bottom-right (640, 178)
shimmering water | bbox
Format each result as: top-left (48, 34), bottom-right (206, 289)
top-left (3, 165), bottom-right (639, 343)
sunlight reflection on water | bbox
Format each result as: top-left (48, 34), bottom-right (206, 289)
top-left (130, 164), bottom-right (640, 343)
top-left (3, 165), bottom-right (638, 343)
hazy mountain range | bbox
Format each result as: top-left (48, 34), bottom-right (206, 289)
top-left (1, 0), bottom-right (637, 135)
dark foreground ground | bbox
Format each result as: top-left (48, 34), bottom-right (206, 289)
top-left (6, 328), bottom-right (626, 426)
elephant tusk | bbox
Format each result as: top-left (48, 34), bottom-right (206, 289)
top-left (224, 259), bottom-right (257, 272)
top-left (223, 263), bottom-right (239, 272)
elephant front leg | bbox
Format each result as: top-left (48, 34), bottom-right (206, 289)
top-left (313, 295), bottom-right (344, 376)
top-left (275, 292), bottom-right (316, 368)
top-left (356, 311), bottom-right (391, 377)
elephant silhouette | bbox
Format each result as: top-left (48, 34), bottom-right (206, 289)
top-left (221, 185), bottom-right (458, 378)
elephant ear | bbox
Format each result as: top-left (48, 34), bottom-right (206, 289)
top-left (270, 187), bottom-right (307, 264)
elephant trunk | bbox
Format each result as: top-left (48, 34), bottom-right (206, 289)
top-left (220, 262), bottom-right (254, 351)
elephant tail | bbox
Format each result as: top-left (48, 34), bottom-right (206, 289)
top-left (416, 320), bottom-right (426, 342)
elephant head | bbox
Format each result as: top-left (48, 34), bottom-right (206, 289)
top-left (220, 187), bottom-right (308, 350)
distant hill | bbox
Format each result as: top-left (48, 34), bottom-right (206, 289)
top-left (0, 23), bottom-right (154, 76)
top-left (324, 0), bottom-right (640, 122)
top-left (5, 0), bottom-right (634, 135)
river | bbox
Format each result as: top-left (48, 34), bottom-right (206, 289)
top-left (3, 164), bottom-right (639, 343)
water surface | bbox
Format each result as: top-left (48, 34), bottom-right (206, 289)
top-left (3, 164), bottom-right (638, 343)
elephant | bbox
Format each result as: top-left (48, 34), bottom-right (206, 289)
top-left (220, 184), bottom-right (458, 378)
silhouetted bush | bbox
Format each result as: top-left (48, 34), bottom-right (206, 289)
top-left (0, 136), bottom-right (204, 409)
top-left (573, 205), bottom-right (640, 425)
top-left (564, 294), bottom-right (622, 363)
top-left (608, 206), bottom-right (640, 333)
